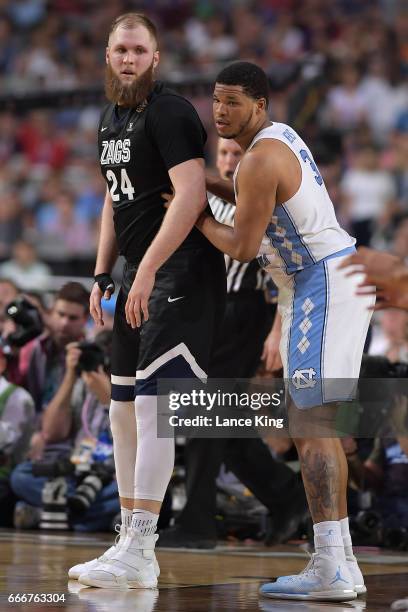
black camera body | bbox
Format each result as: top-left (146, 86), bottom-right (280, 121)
top-left (76, 341), bottom-right (107, 374)
top-left (32, 456), bottom-right (76, 479)
top-left (2, 298), bottom-right (43, 349)
top-left (67, 461), bottom-right (114, 514)
top-left (33, 454), bottom-right (115, 521)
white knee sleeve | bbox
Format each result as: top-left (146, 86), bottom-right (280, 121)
top-left (134, 395), bottom-right (175, 502)
top-left (109, 400), bottom-right (137, 499)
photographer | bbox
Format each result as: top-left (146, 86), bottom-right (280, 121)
top-left (343, 416), bottom-right (408, 540)
top-left (0, 345), bottom-right (35, 526)
top-left (10, 332), bottom-right (120, 532)
top-left (17, 282), bottom-right (90, 415)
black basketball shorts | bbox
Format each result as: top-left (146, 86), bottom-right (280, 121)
top-left (111, 246), bottom-right (226, 401)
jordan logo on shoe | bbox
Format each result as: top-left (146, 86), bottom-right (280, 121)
top-left (168, 296), bottom-right (185, 303)
top-left (330, 566), bottom-right (349, 585)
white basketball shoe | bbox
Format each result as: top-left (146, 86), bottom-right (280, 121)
top-left (68, 524), bottom-right (160, 581)
top-left (346, 553), bottom-right (366, 595)
top-left (78, 529), bottom-right (159, 589)
top-left (271, 550), bottom-right (366, 596)
top-left (259, 552), bottom-right (357, 602)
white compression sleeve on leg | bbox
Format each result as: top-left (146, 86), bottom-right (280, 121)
top-left (134, 395), bottom-right (175, 501)
top-left (109, 400), bottom-right (137, 499)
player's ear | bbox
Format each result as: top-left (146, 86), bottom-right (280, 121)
top-left (256, 98), bottom-right (267, 114)
top-left (153, 51), bottom-right (160, 70)
top-left (105, 47), bottom-right (110, 65)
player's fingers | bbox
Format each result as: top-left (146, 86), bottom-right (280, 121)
top-left (372, 301), bottom-right (390, 311)
top-left (134, 297), bottom-right (142, 328)
top-left (344, 265), bottom-right (366, 277)
top-left (265, 350), bottom-right (275, 372)
top-left (272, 353), bottom-right (283, 371)
top-left (337, 256), bottom-right (362, 270)
top-left (125, 295), bottom-right (133, 326)
top-left (90, 297), bottom-right (103, 326)
top-left (356, 287), bottom-right (377, 296)
top-left (104, 290), bottom-right (112, 300)
top-left (141, 296), bottom-right (149, 324)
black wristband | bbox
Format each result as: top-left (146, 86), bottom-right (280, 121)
top-left (95, 273), bottom-right (115, 294)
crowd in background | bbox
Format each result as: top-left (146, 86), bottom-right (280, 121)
top-left (0, 0), bottom-right (406, 272)
top-left (0, 0), bottom-right (406, 541)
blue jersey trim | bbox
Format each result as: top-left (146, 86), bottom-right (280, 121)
top-left (281, 204), bottom-right (316, 264)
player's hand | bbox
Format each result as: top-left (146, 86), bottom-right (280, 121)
top-left (125, 265), bottom-right (155, 328)
top-left (338, 247), bottom-right (408, 310)
top-left (338, 246), bottom-right (402, 279)
top-left (90, 283), bottom-right (105, 326)
top-left (261, 330), bottom-right (282, 372)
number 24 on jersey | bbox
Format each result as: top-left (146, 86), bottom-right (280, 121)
top-left (106, 168), bottom-right (135, 201)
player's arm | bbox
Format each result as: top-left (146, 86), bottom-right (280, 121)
top-left (125, 158), bottom-right (206, 328)
top-left (138, 158), bottom-right (207, 272)
top-left (196, 148), bottom-right (277, 262)
top-left (206, 172), bottom-right (236, 204)
top-left (90, 188), bottom-right (118, 326)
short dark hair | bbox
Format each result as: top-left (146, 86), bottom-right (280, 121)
top-left (55, 282), bottom-right (90, 315)
top-left (216, 61), bottom-right (269, 108)
top-left (109, 12), bottom-right (158, 49)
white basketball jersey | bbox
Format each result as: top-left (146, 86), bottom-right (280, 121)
top-left (233, 123), bottom-right (355, 284)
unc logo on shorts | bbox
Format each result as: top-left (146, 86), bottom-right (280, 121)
top-left (292, 368), bottom-right (317, 389)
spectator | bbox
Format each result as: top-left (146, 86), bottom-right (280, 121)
top-left (10, 332), bottom-right (119, 532)
top-left (0, 239), bottom-right (51, 292)
top-left (341, 145), bottom-right (397, 246)
top-left (369, 309), bottom-right (408, 362)
top-left (343, 408), bottom-right (408, 533)
top-left (0, 278), bottom-right (19, 336)
top-left (0, 345), bottom-right (35, 526)
top-left (17, 282), bottom-right (90, 418)
top-left (325, 63), bottom-right (368, 132)
top-left (0, 190), bottom-right (24, 257)
top-left (35, 190), bottom-right (96, 259)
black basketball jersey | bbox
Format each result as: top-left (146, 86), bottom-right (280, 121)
top-left (98, 81), bottom-right (210, 262)
top-left (208, 193), bottom-right (269, 293)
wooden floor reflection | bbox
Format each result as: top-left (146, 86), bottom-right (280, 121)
top-left (0, 529), bottom-right (407, 611)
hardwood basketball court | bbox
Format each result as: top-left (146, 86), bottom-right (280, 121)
top-left (0, 529), bottom-right (407, 611)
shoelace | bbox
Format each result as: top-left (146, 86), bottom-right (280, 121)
top-left (114, 523), bottom-right (125, 545)
top-left (95, 524), bottom-right (124, 561)
top-left (299, 551), bottom-right (317, 577)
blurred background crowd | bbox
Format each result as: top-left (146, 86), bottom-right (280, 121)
top-left (0, 0), bottom-right (406, 548)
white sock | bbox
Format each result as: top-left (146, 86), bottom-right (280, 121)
top-left (134, 395), bottom-right (175, 501)
top-left (109, 400), bottom-right (137, 499)
top-left (340, 517), bottom-right (354, 557)
top-left (313, 520), bottom-right (346, 561)
top-left (121, 507), bottom-right (133, 529)
top-left (131, 509), bottom-right (159, 536)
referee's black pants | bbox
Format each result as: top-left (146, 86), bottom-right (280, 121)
top-left (177, 292), bottom-right (303, 538)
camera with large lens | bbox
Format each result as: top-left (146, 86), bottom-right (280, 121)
top-left (32, 455), bottom-right (75, 530)
top-left (67, 460), bottom-right (114, 515)
top-left (32, 455), bottom-right (76, 479)
top-left (2, 297), bottom-right (43, 349)
top-left (76, 340), bottom-right (107, 374)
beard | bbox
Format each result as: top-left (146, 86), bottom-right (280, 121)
top-left (105, 60), bottom-right (154, 107)
top-left (217, 109), bottom-right (254, 140)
